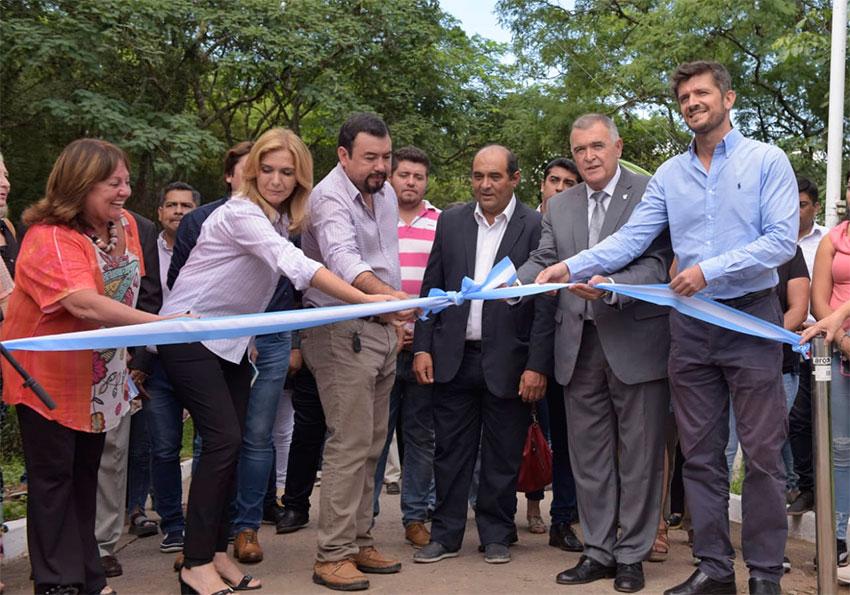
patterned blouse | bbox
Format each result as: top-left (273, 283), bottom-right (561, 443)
top-left (1, 212), bottom-right (144, 432)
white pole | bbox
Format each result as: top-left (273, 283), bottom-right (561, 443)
top-left (823, 0), bottom-right (848, 228)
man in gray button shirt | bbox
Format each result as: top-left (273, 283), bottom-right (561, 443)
top-left (301, 113), bottom-right (412, 591)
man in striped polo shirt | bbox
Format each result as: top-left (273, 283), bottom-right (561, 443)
top-left (372, 146), bottom-right (441, 548)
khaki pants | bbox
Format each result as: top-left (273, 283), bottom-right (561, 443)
top-left (96, 412), bottom-right (131, 557)
top-left (301, 318), bottom-right (397, 562)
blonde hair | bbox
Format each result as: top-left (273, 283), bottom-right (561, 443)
top-left (240, 128), bottom-right (312, 232)
top-left (23, 139), bottom-right (129, 231)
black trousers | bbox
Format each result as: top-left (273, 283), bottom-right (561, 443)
top-left (430, 344), bottom-right (530, 551)
top-left (159, 342), bottom-right (251, 567)
top-left (17, 404), bottom-right (106, 594)
top-left (282, 366), bottom-right (326, 514)
top-left (789, 358), bottom-right (813, 493)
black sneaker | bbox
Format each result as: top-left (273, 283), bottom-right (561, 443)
top-left (783, 556), bottom-right (791, 573)
top-left (787, 490), bottom-right (814, 516)
top-left (160, 531), bottom-right (184, 553)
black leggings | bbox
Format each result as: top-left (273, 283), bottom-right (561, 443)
top-left (158, 342), bottom-right (251, 567)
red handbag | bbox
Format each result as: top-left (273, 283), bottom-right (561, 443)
top-left (516, 404), bottom-right (553, 493)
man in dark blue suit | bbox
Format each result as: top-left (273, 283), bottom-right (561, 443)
top-left (411, 145), bottom-right (554, 565)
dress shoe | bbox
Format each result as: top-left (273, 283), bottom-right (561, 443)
top-left (413, 542), bottom-right (459, 563)
top-left (556, 555), bottom-right (616, 585)
top-left (100, 555), bottom-right (123, 578)
top-left (615, 562), bottom-right (645, 593)
top-left (663, 569), bottom-right (736, 595)
top-left (351, 546), bottom-right (401, 574)
top-left (233, 528), bottom-right (263, 563)
top-left (483, 543), bottom-right (510, 564)
top-left (313, 559), bottom-right (369, 591)
top-left (786, 490), bottom-right (814, 515)
top-left (549, 521), bottom-right (583, 552)
top-left (747, 578), bottom-right (780, 594)
top-left (404, 521), bottom-right (430, 548)
top-left (276, 508), bottom-right (309, 534)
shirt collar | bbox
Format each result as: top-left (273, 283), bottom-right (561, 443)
top-left (334, 162), bottom-right (386, 204)
top-left (585, 166), bottom-right (621, 200)
top-left (400, 199), bottom-right (438, 226)
top-left (801, 223), bottom-right (827, 241)
top-left (474, 195), bottom-right (517, 228)
top-left (157, 230), bottom-right (173, 252)
top-left (688, 127), bottom-right (743, 159)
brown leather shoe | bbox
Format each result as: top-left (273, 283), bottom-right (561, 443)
top-left (233, 528), bottom-right (264, 563)
top-left (352, 546), bottom-right (401, 574)
top-left (312, 559), bottom-right (369, 591)
top-left (404, 522), bottom-right (431, 548)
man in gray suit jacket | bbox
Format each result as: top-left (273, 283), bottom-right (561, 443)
top-left (517, 114), bottom-right (673, 593)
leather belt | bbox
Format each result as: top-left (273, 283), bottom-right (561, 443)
top-left (715, 287), bottom-right (775, 309)
top-left (465, 340), bottom-right (482, 350)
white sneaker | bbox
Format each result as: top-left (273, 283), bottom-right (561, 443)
top-left (838, 564), bottom-right (850, 586)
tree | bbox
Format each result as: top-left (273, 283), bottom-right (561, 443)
top-left (0, 0), bottom-right (517, 215)
top-left (496, 0), bottom-right (847, 177)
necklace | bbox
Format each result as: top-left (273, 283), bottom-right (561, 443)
top-left (87, 220), bottom-right (118, 253)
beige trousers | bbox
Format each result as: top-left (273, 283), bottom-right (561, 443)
top-left (95, 412), bottom-right (131, 557)
top-left (301, 318), bottom-right (397, 562)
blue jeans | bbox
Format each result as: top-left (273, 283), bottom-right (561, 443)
top-left (126, 407), bottom-right (152, 513)
top-left (143, 358), bottom-right (186, 535)
top-left (373, 350), bottom-right (436, 525)
top-left (232, 332), bottom-right (291, 532)
top-left (726, 371), bottom-right (799, 491)
top-left (832, 353), bottom-right (850, 541)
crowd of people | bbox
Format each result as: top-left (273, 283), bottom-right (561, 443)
top-left (0, 59), bottom-right (848, 595)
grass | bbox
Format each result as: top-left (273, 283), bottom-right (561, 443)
top-left (1, 416), bottom-right (197, 523)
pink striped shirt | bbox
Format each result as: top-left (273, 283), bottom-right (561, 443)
top-left (398, 200), bottom-right (440, 297)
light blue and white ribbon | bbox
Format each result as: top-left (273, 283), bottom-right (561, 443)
top-left (0, 258), bottom-right (553, 352)
top-left (0, 257), bottom-right (809, 358)
top-left (595, 282), bottom-right (809, 358)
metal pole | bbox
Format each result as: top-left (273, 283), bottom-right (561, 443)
top-left (823, 0), bottom-right (847, 228)
top-left (812, 336), bottom-right (837, 590)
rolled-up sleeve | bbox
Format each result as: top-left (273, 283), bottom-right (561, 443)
top-left (309, 191), bottom-right (373, 283)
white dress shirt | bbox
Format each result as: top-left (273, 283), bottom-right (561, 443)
top-left (798, 222), bottom-right (827, 323)
top-left (466, 196), bottom-right (517, 340)
top-left (584, 166), bottom-right (621, 219)
top-left (160, 196), bottom-right (322, 363)
top-left (157, 231), bottom-right (174, 303)
top-left (798, 222), bottom-right (827, 276)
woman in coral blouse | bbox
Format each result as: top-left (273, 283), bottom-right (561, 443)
top-left (1, 139), bottom-right (163, 595)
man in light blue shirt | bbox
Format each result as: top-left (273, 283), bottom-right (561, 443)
top-left (538, 61), bottom-right (797, 595)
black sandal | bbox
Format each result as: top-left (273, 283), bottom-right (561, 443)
top-left (224, 575), bottom-right (261, 591)
top-left (128, 511), bottom-right (159, 538)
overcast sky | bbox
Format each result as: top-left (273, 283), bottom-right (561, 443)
top-left (440, 0), bottom-right (512, 44)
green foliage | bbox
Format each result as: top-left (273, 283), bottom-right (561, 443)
top-left (496, 0), bottom-right (846, 178)
top-left (0, 0), bottom-right (842, 218)
top-left (0, 0), bottom-right (518, 217)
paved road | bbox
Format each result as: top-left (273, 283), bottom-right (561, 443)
top-left (1, 488), bottom-right (823, 594)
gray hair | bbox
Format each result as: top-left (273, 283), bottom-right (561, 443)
top-left (571, 114), bottom-right (620, 143)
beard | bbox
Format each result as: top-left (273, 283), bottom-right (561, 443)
top-left (356, 172), bottom-right (386, 195)
top-left (686, 107), bottom-right (729, 135)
